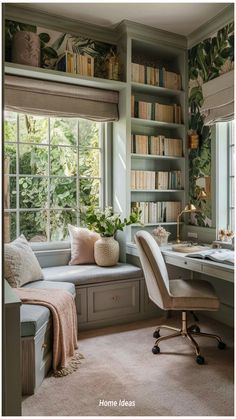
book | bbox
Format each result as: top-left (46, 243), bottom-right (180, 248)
top-left (186, 249), bottom-right (235, 265)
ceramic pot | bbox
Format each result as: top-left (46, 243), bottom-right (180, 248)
top-left (154, 234), bottom-right (170, 247)
top-left (12, 31), bottom-right (41, 67)
top-left (94, 236), bottom-right (119, 267)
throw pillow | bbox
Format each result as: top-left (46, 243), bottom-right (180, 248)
top-left (4, 234), bottom-right (44, 287)
top-left (68, 224), bottom-right (100, 265)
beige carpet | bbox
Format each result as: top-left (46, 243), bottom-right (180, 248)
top-left (22, 314), bottom-right (234, 416)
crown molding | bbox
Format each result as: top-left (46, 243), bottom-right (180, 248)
top-left (188, 4), bottom-right (234, 49)
top-left (3, 4), bottom-right (118, 44)
top-left (117, 20), bottom-right (187, 49)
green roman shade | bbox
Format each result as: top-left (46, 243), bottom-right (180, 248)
top-left (4, 75), bottom-right (119, 122)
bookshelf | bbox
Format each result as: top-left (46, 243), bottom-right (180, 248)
top-left (127, 38), bottom-right (187, 242)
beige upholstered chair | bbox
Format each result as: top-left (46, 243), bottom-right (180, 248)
top-left (135, 231), bottom-right (226, 364)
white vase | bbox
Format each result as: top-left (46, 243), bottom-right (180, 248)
top-left (94, 236), bottom-right (119, 267)
top-left (12, 31), bottom-right (41, 67)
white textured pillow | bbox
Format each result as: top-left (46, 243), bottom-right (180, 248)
top-left (68, 224), bottom-right (100, 265)
top-left (4, 234), bottom-right (44, 287)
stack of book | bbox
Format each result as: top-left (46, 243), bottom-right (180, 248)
top-left (156, 170), bottom-right (182, 190)
top-left (154, 103), bottom-right (181, 124)
top-left (131, 201), bottom-right (181, 223)
top-left (131, 96), bottom-right (182, 124)
top-left (131, 170), bottom-right (182, 190)
top-left (131, 63), bottom-right (181, 90)
top-left (131, 171), bottom-right (156, 190)
top-left (131, 135), bottom-right (182, 157)
top-left (56, 51), bottom-right (94, 77)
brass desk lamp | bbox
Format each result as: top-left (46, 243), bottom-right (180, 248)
top-left (176, 188), bottom-right (207, 243)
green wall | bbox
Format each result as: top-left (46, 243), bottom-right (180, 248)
top-left (188, 22), bottom-right (234, 227)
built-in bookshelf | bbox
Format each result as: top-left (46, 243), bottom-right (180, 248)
top-left (128, 38), bottom-right (187, 242)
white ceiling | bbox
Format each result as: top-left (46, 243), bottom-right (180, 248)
top-left (16, 2), bottom-right (231, 36)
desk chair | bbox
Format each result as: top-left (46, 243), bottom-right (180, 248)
top-left (135, 231), bottom-right (226, 364)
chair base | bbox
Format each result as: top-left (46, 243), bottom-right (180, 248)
top-left (152, 311), bottom-right (226, 364)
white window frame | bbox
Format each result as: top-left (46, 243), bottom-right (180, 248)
top-left (215, 120), bottom-right (235, 233)
top-left (4, 112), bottom-right (109, 243)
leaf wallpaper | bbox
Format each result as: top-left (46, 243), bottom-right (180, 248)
top-left (5, 19), bottom-right (117, 79)
top-left (188, 22), bottom-right (234, 227)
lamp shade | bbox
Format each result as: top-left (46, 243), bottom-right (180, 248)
top-left (183, 203), bottom-right (197, 212)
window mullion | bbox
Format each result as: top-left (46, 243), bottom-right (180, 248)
top-left (77, 119), bottom-right (80, 226)
top-left (47, 117), bottom-right (51, 241)
top-left (16, 113), bottom-right (20, 237)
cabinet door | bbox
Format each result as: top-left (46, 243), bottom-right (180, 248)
top-left (88, 280), bottom-right (140, 321)
top-left (75, 287), bottom-right (87, 324)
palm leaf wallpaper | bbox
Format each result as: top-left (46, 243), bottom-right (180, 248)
top-left (188, 22), bottom-right (234, 227)
top-left (5, 19), bottom-right (118, 79)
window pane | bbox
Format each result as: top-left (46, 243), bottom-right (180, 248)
top-left (79, 148), bottom-right (100, 178)
top-left (50, 118), bottom-right (77, 146)
top-left (19, 144), bottom-right (48, 175)
top-left (79, 119), bottom-right (100, 147)
top-left (229, 177), bottom-right (235, 208)
top-left (19, 177), bottom-right (48, 208)
top-left (229, 145), bottom-right (235, 177)
top-left (50, 210), bottom-right (77, 241)
top-left (4, 144), bottom-right (17, 174)
top-left (79, 178), bottom-right (100, 207)
top-left (50, 178), bottom-right (77, 208)
top-left (19, 114), bottom-right (48, 144)
top-left (4, 212), bottom-right (17, 242)
top-left (50, 146), bottom-right (77, 176)
top-left (20, 211), bottom-right (48, 242)
top-left (4, 176), bottom-right (16, 209)
top-left (4, 111), bottom-right (17, 142)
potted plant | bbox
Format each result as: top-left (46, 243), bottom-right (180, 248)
top-left (81, 206), bottom-right (141, 266)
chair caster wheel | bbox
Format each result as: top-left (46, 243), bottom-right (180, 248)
top-left (152, 346), bottom-right (160, 354)
top-left (196, 355), bottom-right (205, 365)
top-left (218, 341), bottom-right (226, 350)
top-left (153, 330), bottom-right (160, 339)
top-left (193, 326), bottom-right (200, 333)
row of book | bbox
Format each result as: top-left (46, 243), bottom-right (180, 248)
top-left (131, 170), bottom-right (182, 190)
top-left (56, 51), bottom-right (95, 77)
top-left (131, 135), bottom-right (183, 157)
top-left (131, 201), bottom-right (181, 223)
top-left (131, 97), bottom-right (182, 124)
top-left (131, 63), bottom-right (181, 90)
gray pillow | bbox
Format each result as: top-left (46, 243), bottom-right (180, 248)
top-left (4, 234), bottom-right (44, 287)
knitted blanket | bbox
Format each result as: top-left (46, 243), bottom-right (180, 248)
top-left (15, 287), bottom-right (80, 376)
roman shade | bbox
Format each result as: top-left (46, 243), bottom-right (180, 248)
top-left (4, 75), bottom-right (119, 121)
top-left (201, 70), bottom-right (234, 126)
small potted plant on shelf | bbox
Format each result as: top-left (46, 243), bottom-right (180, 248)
top-left (153, 226), bottom-right (171, 246)
top-left (81, 206), bottom-right (141, 266)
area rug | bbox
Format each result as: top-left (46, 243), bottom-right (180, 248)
top-left (22, 314), bottom-right (234, 416)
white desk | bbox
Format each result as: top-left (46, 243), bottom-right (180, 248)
top-left (126, 243), bottom-right (234, 283)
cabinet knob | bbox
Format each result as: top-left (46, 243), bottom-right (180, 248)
top-left (112, 295), bottom-right (120, 302)
top-left (184, 261), bottom-right (187, 265)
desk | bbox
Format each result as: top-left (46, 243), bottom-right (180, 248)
top-left (126, 243), bottom-right (234, 283)
top-left (162, 248), bottom-right (234, 283)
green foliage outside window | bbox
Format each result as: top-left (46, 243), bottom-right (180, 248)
top-left (4, 112), bottom-right (102, 242)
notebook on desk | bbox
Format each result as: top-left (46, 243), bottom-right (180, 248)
top-left (185, 249), bottom-right (235, 265)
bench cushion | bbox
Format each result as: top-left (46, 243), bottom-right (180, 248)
top-left (21, 280), bottom-right (75, 337)
top-left (42, 263), bottom-right (143, 286)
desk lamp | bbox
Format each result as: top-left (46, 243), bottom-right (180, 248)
top-left (176, 203), bottom-right (198, 244)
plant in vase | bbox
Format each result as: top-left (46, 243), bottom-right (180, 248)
top-left (81, 206), bottom-right (141, 266)
top-left (153, 226), bottom-right (171, 246)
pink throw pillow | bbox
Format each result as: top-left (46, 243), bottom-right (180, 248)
top-left (68, 225), bottom-right (100, 265)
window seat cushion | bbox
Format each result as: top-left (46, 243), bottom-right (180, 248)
top-left (42, 263), bottom-right (143, 286)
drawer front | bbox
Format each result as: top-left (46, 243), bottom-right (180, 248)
top-left (164, 255), bottom-right (202, 273)
top-left (75, 287), bottom-right (87, 323)
top-left (88, 280), bottom-right (140, 321)
top-left (202, 265), bottom-right (234, 282)
top-left (144, 284), bottom-right (160, 314)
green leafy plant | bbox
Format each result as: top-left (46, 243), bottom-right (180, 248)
top-left (81, 206), bottom-right (141, 237)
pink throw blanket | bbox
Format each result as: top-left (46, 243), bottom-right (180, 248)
top-left (15, 287), bottom-right (79, 375)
